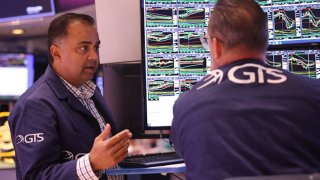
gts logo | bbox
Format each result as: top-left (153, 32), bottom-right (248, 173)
top-left (16, 133), bottom-right (44, 144)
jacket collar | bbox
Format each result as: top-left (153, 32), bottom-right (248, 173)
top-left (42, 65), bottom-right (116, 134)
top-left (44, 65), bottom-right (94, 117)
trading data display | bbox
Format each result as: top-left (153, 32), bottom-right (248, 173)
top-left (301, 5), bottom-right (320, 38)
top-left (266, 49), bottom-right (320, 79)
top-left (143, 0), bottom-right (212, 128)
top-left (259, 1), bottom-right (320, 45)
top-left (142, 0), bottom-right (320, 128)
top-left (272, 7), bottom-right (300, 40)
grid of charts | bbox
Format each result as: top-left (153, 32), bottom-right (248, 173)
top-left (142, 0), bottom-right (320, 127)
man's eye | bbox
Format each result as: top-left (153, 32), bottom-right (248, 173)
top-left (94, 46), bottom-right (100, 52)
top-left (81, 46), bottom-right (89, 53)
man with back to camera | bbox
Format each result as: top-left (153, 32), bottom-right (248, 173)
top-left (8, 13), bottom-right (132, 180)
top-left (171, 0), bottom-right (320, 179)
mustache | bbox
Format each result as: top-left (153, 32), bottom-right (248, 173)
top-left (85, 60), bottom-right (98, 67)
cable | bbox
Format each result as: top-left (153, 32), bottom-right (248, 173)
top-left (168, 173), bottom-right (184, 180)
top-left (160, 130), bottom-right (174, 148)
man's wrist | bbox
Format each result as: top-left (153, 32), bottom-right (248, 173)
top-left (77, 154), bottom-right (99, 180)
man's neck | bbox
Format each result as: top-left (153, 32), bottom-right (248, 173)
top-left (212, 47), bottom-right (266, 70)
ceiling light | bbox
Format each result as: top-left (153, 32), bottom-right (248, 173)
top-left (11, 28), bottom-right (25, 35)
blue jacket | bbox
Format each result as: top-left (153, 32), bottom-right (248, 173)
top-left (171, 59), bottom-right (320, 180)
top-left (9, 65), bottom-right (117, 180)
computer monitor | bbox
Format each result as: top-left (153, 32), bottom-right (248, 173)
top-left (141, 0), bottom-right (320, 134)
top-left (0, 0), bottom-right (55, 22)
top-left (0, 53), bottom-right (34, 101)
top-left (262, 1), bottom-right (320, 45)
top-left (267, 45), bottom-right (320, 79)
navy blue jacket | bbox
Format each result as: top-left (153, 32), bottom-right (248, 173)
top-left (171, 59), bottom-right (320, 180)
top-left (9, 65), bottom-right (117, 180)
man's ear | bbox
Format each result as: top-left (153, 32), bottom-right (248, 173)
top-left (210, 37), bottom-right (224, 70)
top-left (211, 37), bottom-right (222, 60)
top-left (50, 45), bottom-right (61, 63)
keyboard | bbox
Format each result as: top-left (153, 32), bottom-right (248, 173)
top-left (119, 151), bottom-right (184, 168)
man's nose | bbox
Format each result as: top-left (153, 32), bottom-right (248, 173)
top-left (88, 48), bottom-right (99, 61)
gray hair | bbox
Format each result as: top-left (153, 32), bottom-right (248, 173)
top-left (208, 0), bottom-right (269, 52)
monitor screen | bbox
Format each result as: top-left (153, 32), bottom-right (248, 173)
top-left (141, 0), bottom-right (320, 131)
top-left (0, 53), bottom-right (34, 100)
top-left (267, 47), bottom-right (320, 79)
top-left (262, 0), bottom-right (320, 45)
top-left (142, 0), bottom-right (212, 130)
top-left (0, 0), bottom-right (55, 22)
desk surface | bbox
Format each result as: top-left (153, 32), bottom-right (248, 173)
top-left (105, 163), bottom-right (186, 175)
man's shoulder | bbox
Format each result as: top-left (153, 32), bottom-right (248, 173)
top-left (15, 69), bottom-right (62, 105)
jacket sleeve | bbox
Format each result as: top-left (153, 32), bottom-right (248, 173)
top-left (9, 97), bottom-right (78, 180)
top-left (170, 99), bottom-right (183, 157)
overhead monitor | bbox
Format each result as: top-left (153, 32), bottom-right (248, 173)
top-left (0, 0), bottom-right (55, 22)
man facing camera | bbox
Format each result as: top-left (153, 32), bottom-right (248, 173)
top-left (171, 0), bottom-right (320, 179)
top-left (9, 13), bottom-right (131, 180)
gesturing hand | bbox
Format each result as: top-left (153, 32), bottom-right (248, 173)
top-left (89, 124), bottom-right (132, 171)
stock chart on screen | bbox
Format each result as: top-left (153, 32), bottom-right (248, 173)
top-left (266, 49), bottom-right (320, 79)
